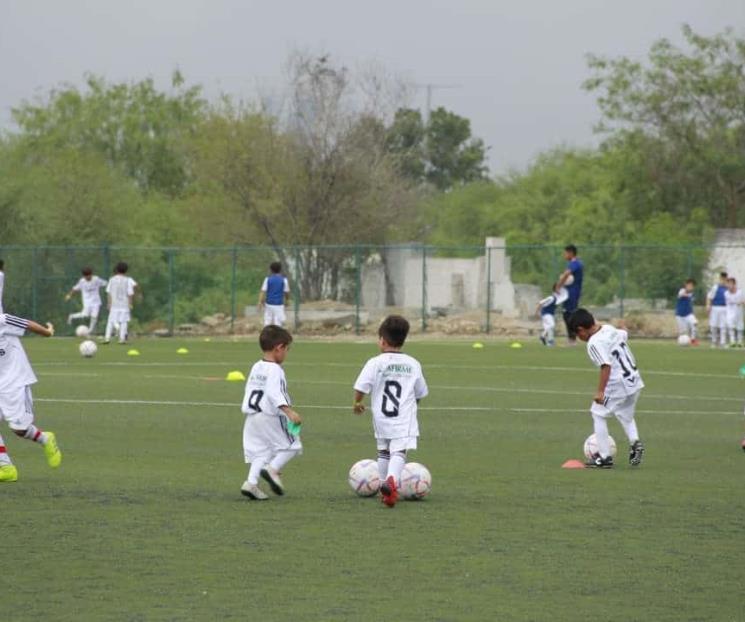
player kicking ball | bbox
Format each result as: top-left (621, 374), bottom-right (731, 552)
top-left (569, 309), bottom-right (644, 469)
top-left (353, 315), bottom-right (428, 507)
top-left (0, 313), bottom-right (62, 482)
top-left (240, 325), bottom-right (303, 500)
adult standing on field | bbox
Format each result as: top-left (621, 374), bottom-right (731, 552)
top-left (557, 244), bottom-right (584, 345)
top-left (258, 262), bottom-right (291, 327)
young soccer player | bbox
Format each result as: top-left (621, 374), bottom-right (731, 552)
top-left (240, 325), bottom-right (303, 500)
top-left (0, 313), bottom-right (62, 482)
top-left (675, 278), bottom-right (698, 344)
top-left (706, 272), bottom-right (729, 348)
top-left (65, 267), bottom-right (108, 334)
top-left (258, 262), bottom-right (291, 327)
top-left (536, 282), bottom-right (569, 347)
top-left (569, 308), bottom-right (645, 469)
top-left (353, 315), bottom-right (428, 507)
top-left (104, 262), bottom-right (137, 345)
top-left (725, 277), bottom-right (744, 347)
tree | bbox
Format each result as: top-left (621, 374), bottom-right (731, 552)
top-left (584, 25), bottom-right (745, 227)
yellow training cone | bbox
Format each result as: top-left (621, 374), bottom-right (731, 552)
top-left (127, 349), bottom-right (141, 356)
top-left (177, 347), bottom-right (189, 354)
top-left (226, 370), bottom-right (246, 382)
top-left (472, 342), bottom-right (484, 349)
top-left (510, 342), bottom-right (523, 349)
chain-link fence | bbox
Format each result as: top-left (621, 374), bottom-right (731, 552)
top-left (0, 242), bottom-right (735, 336)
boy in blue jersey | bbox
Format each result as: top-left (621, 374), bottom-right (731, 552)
top-left (258, 262), bottom-right (291, 327)
top-left (706, 272), bottom-right (728, 348)
top-left (675, 278), bottom-right (698, 344)
top-left (535, 282), bottom-right (568, 347)
top-left (557, 245), bottom-right (584, 345)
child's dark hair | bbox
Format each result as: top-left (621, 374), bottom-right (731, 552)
top-left (115, 262), bottom-right (128, 274)
top-left (685, 278), bottom-right (696, 285)
top-left (379, 315), bottom-right (410, 348)
top-left (270, 262), bottom-right (282, 274)
top-left (564, 244), bottom-right (578, 256)
top-left (720, 271), bottom-right (728, 279)
top-left (568, 308), bottom-right (595, 333)
top-left (728, 277), bottom-right (737, 284)
top-left (0, 259), bottom-right (4, 270)
top-left (82, 266), bottom-right (93, 276)
top-left (259, 325), bottom-right (293, 351)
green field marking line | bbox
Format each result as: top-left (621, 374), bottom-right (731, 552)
top-left (33, 397), bottom-right (740, 415)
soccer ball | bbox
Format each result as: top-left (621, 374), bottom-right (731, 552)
top-left (583, 434), bottom-right (617, 460)
top-left (348, 459), bottom-right (381, 497)
top-left (79, 340), bottom-right (98, 358)
top-left (677, 334), bottom-right (691, 346)
top-left (75, 325), bottom-right (90, 338)
top-left (399, 462), bottom-right (432, 500)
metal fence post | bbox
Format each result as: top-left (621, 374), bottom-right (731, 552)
top-left (686, 247), bottom-right (693, 277)
top-left (31, 247), bottom-right (38, 320)
top-left (102, 243), bottom-right (111, 277)
top-left (485, 246), bottom-right (492, 333)
top-left (230, 245), bottom-right (237, 333)
top-left (167, 250), bottom-right (175, 336)
top-left (354, 245), bottom-right (362, 335)
top-left (293, 247), bottom-right (301, 331)
top-left (421, 246), bottom-right (427, 332)
top-left (619, 246), bottom-right (625, 319)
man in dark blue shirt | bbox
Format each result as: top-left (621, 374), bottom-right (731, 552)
top-left (557, 244), bottom-right (584, 344)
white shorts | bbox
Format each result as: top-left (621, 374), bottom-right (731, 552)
top-left (709, 306), bottom-right (727, 330)
top-left (726, 309), bottom-right (744, 331)
top-left (590, 390), bottom-right (641, 424)
top-left (0, 386), bottom-right (35, 431)
top-left (243, 412), bottom-right (302, 463)
top-left (376, 436), bottom-right (418, 453)
top-left (108, 308), bottom-right (131, 323)
top-left (541, 314), bottom-right (555, 332)
top-left (675, 314), bottom-right (697, 334)
top-left (81, 303), bottom-right (101, 318)
top-left (264, 304), bottom-right (286, 327)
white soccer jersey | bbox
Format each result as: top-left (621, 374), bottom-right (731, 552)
top-left (106, 275), bottom-right (137, 310)
top-left (241, 360), bottom-right (291, 417)
top-left (0, 314), bottom-right (37, 392)
top-left (586, 324), bottom-right (644, 399)
top-left (725, 289), bottom-right (744, 309)
top-left (73, 276), bottom-right (108, 307)
top-left (354, 352), bottom-right (428, 440)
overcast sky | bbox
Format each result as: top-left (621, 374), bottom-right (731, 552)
top-left (1, 0), bottom-right (742, 172)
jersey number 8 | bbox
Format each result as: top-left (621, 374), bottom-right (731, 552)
top-left (381, 380), bottom-right (402, 417)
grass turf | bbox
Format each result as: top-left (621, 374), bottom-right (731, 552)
top-left (3, 337), bottom-right (745, 621)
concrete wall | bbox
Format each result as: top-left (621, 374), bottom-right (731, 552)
top-left (707, 229), bottom-right (745, 284)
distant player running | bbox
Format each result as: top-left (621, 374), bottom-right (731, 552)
top-left (104, 262), bottom-right (137, 345)
top-left (675, 278), bottom-right (698, 344)
top-left (353, 315), bottom-right (429, 507)
top-left (65, 267), bottom-right (108, 334)
top-left (569, 308), bottom-right (645, 469)
top-left (0, 313), bottom-right (62, 482)
top-left (706, 272), bottom-right (728, 348)
top-left (258, 262), bottom-right (291, 327)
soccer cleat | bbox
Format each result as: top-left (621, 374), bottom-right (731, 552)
top-left (240, 481), bottom-right (268, 500)
top-left (380, 475), bottom-right (398, 507)
top-left (585, 454), bottom-right (614, 469)
top-left (539, 335), bottom-right (547, 346)
top-left (629, 440), bottom-right (645, 466)
top-left (43, 432), bottom-right (62, 468)
top-left (691, 339), bottom-right (700, 346)
top-left (0, 465), bottom-right (18, 482)
top-left (260, 467), bottom-right (285, 495)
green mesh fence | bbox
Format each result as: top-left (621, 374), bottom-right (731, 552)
top-left (0, 243), bottom-right (727, 336)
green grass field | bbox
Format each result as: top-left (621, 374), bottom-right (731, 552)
top-left (4, 336), bottom-right (745, 621)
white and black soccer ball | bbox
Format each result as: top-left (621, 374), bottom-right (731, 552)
top-left (399, 462), bottom-right (432, 500)
top-left (677, 334), bottom-right (691, 347)
top-left (75, 325), bottom-right (90, 338)
top-left (348, 459), bottom-right (381, 497)
top-left (79, 339), bottom-right (98, 358)
top-left (583, 434), bottom-right (617, 460)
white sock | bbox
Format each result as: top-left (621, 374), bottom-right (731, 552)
top-left (547, 327), bottom-right (555, 343)
top-left (690, 325), bottom-right (697, 339)
top-left (0, 433), bottom-right (11, 466)
top-left (720, 328), bottom-right (727, 346)
top-left (247, 458), bottom-right (267, 486)
top-left (119, 321), bottom-right (128, 342)
top-left (387, 451), bottom-right (406, 484)
top-left (69, 311), bottom-right (87, 321)
top-left (22, 424), bottom-right (48, 445)
top-left (592, 414), bottom-right (611, 458)
top-left (89, 316), bottom-right (98, 333)
top-left (105, 318), bottom-right (114, 340)
top-left (377, 449), bottom-right (390, 481)
top-left (729, 328), bottom-right (736, 344)
top-left (269, 450), bottom-right (298, 472)
top-left (619, 418), bottom-right (639, 444)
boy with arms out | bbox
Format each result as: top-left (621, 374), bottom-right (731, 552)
top-left (569, 309), bottom-right (644, 469)
top-left (675, 278), bottom-right (698, 344)
top-left (724, 277), bottom-right (744, 347)
top-left (536, 282), bottom-right (569, 347)
top-left (65, 267), bottom-right (108, 334)
top-left (0, 313), bottom-right (62, 482)
top-left (104, 262), bottom-right (137, 345)
top-left (353, 315), bottom-right (428, 507)
top-left (241, 325), bottom-right (303, 500)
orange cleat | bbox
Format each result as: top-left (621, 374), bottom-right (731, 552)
top-left (380, 475), bottom-right (398, 507)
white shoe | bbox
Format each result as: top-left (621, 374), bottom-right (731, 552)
top-left (67, 314), bottom-right (73, 325)
top-left (240, 481), bottom-right (268, 500)
top-left (260, 466), bottom-right (285, 495)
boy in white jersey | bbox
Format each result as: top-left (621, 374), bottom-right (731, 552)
top-left (353, 315), bottom-right (428, 507)
top-left (569, 309), bottom-right (645, 469)
top-left (0, 259), bottom-right (4, 314)
top-left (0, 313), bottom-right (62, 482)
top-left (240, 325), bottom-right (303, 500)
top-left (104, 262), bottom-right (137, 345)
top-left (724, 277), bottom-right (744, 347)
top-left (65, 267), bottom-right (108, 334)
